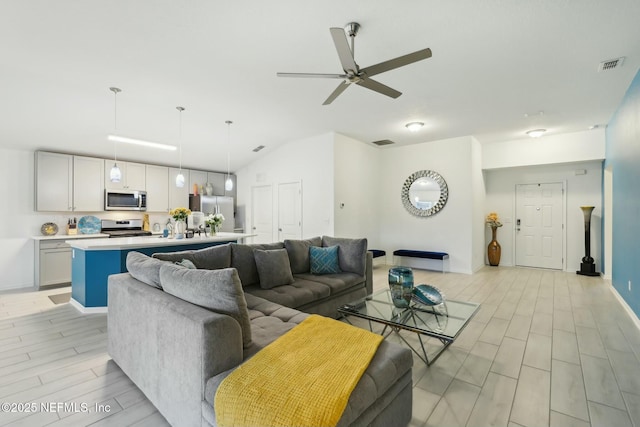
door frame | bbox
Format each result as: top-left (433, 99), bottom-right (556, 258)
top-left (512, 180), bottom-right (567, 271)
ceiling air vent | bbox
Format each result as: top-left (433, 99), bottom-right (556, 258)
top-left (372, 139), bottom-right (395, 146)
top-left (598, 57), bottom-right (625, 72)
top-left (252, 145), bottom-right (265, 152)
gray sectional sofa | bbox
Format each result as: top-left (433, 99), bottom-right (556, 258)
top-left (107, 236), bottom-right (413, 427)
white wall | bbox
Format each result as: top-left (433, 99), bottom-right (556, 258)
top-left (471, 137), bottom-right (486, 272)
top-left (482, 129), bottom-right (606, 170)
top-left (378, 136), bottom-right (478, 274)
top-left (236, 133), bottom-right (335, 241)
top-left (484, 160), bottom-right (603, 272)
top-left (333, 134), bottom-right (381, 248)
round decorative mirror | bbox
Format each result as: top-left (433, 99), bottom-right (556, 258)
top-left (401, 170), bottom-right (448, 217)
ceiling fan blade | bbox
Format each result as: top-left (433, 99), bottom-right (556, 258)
top-left (330, 27), bottom-right (358, 73)
top-left (356, 78), bottom-right (402, 99)
top-left (323, 81), bottom-right (350, 105)
top-left (277, 72), bottom-right (347, 79)
top-left (361, 48), bottom-right (432, 77)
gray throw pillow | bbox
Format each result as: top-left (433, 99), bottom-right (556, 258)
top-left (126, 251), bottom-right (168, 289)
top-left (159, 264), bottom-right (252, 347)
top-left (284, 237), bottom-right (322, 274)
top-left (254, 249), bottom-right (295, 289)
top-left (175, 259), bottom-right (197, 269)
top-left (322, 236), bottom-right (368, 276)
top-left (153, 244), bottom-right (231, 270)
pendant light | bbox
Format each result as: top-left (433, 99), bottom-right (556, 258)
top-left (224, 120), bottom-right (233, 192)
top-left (175, 106), bottom-right (185, 188)
top-left (109, 87), bottom-right (122, 183)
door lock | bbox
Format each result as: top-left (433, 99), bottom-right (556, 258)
top-left (516, 218), bottom-right (521, 231)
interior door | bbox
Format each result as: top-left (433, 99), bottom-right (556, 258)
top-left (251, 185), bottom-right (273, 244)
top-left (515, 183), bottom-right (564, 269)
top-left (278, 182), bottom-right (302, 241)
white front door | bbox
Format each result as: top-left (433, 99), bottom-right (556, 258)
top-left (278, 182), bottom-right (302, 241)
top-left (251, 185), bottom-right (273, 244)
top-left (515, 183), bottom-right (564, 269)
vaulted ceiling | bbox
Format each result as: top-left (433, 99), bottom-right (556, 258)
top-left (2, 0), bottom-right (639, 172)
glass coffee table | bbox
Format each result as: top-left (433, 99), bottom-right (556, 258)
top-left (338, 289), bottom-right (480, 365)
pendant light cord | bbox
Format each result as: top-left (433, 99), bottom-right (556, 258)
top-left (110, 87), bottom-right (121, 163)
top-left (225, 120), bottom-right (232, 179)
top-left (177, 106), bottom-right (185, 173)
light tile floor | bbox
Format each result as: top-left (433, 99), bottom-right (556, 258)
top-left (1, 265), bottom-right (639, 426)
top-left (366, 265), bottom-right (640, 427)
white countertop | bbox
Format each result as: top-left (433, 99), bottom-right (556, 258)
top-left (66, 232), bottom-right (254, 250)
top-left (33, 233), bottom-right (110, 241)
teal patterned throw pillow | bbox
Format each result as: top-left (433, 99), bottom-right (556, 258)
top-left (310, 245), bottom-right (342, 274)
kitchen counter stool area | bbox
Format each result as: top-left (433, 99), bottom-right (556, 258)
top-left (67, 233), bottom-right (253, 312)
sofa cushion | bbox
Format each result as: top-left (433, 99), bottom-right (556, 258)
top-left (230, 242), bottom-right (286, 287)
top-left (322, 236), bottom-right (368, 276)
top-left (159, 264), bottom-right (252, 347)
top-left (254, 249), bottom-right (294, 289)
top-left (310, 245), bottom-right (342, 274)
top-left (294, 272), bottom-right (365, 295)
top-left (125, 251), bottom-right (168, 289)
top-left (152, 243), bottom-right (231, 270)
top-left (284, 236), bottom-right (322, 274)
top-left (244, 277), bottom-right (331, 310)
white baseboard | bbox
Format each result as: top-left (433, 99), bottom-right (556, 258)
top-left (608, 280), bottom-right (640, 332)
top-left (69, 298), bottom-right (108, 314)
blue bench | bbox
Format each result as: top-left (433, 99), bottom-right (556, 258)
top-left (369, 249), bottom-right (386, 258)
top-left (393, 249), bottom-right (449, 273)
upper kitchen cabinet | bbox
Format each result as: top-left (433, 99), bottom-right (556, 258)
top-left (35, 152), bottom-right (104, 212)
top-left (145, 165), bottom-right (169, 212)
top-left (169, 167), bottom-right (189, 209)
top-left (188, 169), bottom-right (207, 194)
top-left (36, 151), bottom-right (72, 212)
top-left (104, 160), bottom-right (146, 190)
top-left (207, 172), bottom-right (226, 196)
top-left (73, 156), bottom-right (105, 211)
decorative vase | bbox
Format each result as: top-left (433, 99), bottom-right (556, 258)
top-left (209, 224), bottom-right (217, 236)
top-left (205, 182), bottom-right (214, 196)
top-left (487, 226), bottom-right (501, 266)
top-left (388, 267), bottom-right (414, 308)
top-left (174, 219), bottom-right (186, 239)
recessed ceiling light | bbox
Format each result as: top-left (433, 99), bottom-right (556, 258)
top-left (526, 129), bottom-right (546, 138)
top-left (405, 122), bottom-right (424, 132)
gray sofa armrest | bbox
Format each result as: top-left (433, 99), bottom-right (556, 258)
top-left (366, 251), bottom-right (373, 295)
top-left (107, 273), bottom-right (243, 427)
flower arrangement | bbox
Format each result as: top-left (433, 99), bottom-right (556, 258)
top-left (170, 207), bottom-right (191, 222)
top-left (486, 212), bottom-right (503, 228)
top-left (205, 213), bottom-right (225, 232)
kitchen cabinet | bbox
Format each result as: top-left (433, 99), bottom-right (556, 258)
top-left (37, 240), bottom-right (72, 288)
top-left (104, 160), bottom-right (146, 190)
top-left (207, 172), bottom-right (226, 196)
top-left (36, 152), bottom-right (73, 212)
top-left (169, 167), bottom-right (189, 209)
top-left (145, 165), bottom-right (169, 212)
top-left (189, 169), bottom-right (208, 194)
top-left (35, 152), bottom-right (104, 212)
top-left (73, 156), bottom-right (105, 211)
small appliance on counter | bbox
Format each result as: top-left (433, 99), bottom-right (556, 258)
top-left (101, 219), bottom-right (153, 237)
top-left (187, 212), bottom-right (205, 237)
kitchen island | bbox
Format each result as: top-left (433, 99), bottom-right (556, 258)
top-left (67, 232), bottom-right (254, 312)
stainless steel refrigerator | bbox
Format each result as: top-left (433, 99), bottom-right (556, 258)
top-left (197, 195), bottom-right (235, 232)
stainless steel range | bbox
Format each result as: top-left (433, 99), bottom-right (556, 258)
top-left (101, 219), bottom-right (152, 238)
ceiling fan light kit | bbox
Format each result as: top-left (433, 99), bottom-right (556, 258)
top-left (277, 22), bottom-right (432, 105)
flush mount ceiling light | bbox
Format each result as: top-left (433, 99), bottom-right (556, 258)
top-left (224, 120), bottom-right (233, 192)
top-left (175, 106), bottom-right (185, 188)
top-left (405, 122), bottom-right (424, 132)
top-left (109, 87), bottom-right (122, 183)
top-left (526, 129), bottom-right (547, 138)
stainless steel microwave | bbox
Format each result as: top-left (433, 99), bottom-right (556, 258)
top-left (105, 190), bottom-right (147, 211)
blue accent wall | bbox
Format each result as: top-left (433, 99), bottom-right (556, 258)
top-left (605, 68), bottom-right (640, 316)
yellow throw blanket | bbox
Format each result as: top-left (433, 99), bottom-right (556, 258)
top-left (214, 314), bottom-right (383, 427)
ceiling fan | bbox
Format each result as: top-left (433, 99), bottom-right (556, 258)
top-left (277, 22), bottom-right (432, 105)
